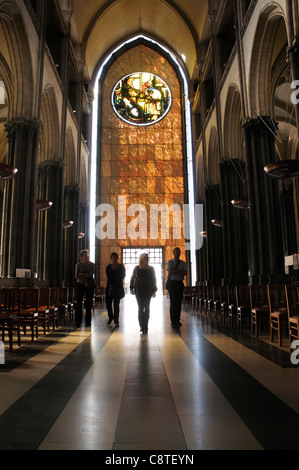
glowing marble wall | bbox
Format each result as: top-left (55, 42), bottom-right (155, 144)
top-left (96, 45), bottom-right (186, 288)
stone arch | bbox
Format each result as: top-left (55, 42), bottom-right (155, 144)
top-left (0, 55), bottom-right (11, 163)
top-left (223, 84), bottom-right (244, 161)
top-left (84, 0), bottom-right (198, 82)
top-left (79, 154), bottom-right (88, 204)
top-left (248, 3), bottom-right (286, 118)
top-left (0, 53), bottom-right (12, 109)
top-left (40, 86), bottom-right (60, 164)
top-left (0, 3), bottom-right (34, 120)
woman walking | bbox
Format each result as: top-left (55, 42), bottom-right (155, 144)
top-left (130, 253), bottom-right (157, 334)
top-left (105, 252), bottom-right (125, 326)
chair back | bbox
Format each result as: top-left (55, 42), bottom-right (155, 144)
top-left (267, 285), bottom-right (286, 313)
top-left (235, 285), bottom-right (250, 307)
top-left (0, 288), bottom-right (12, 311)
top-left (249, 284), bottom-right (267, 309)
top-left (58, 287), bottom-right (68, 304)
top-left (285, 284), bottom-right (299, 318)
top-left (19, 288), bottom-right (39, 310)
top-left (49, 287), bottom-right (59, 305)
top-left (40, 287), bottom-right (50, 307)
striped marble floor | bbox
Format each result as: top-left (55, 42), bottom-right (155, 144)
top-left (0, 294), bottom-right (298, 451)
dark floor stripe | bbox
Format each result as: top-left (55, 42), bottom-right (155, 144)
top-left (0, 328), bottom-right (74, 373)
top-left (183, 308), bottom-right (293, 368)
top-left (0, 324), bottom-right (113, 450)
top-left (179, 321), bottom-right (299, 450)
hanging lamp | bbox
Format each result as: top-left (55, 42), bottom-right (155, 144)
top-left (36, 199), bottom-right (53, 211)
top-left (264, 159), bottom-right (299, 179)
top-left (0, 163), bottom-right (18, 180)
top-left (63, 220), bottom-right (73, 228)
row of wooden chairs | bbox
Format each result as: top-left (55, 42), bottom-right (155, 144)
top-left (185, 283), bottom-right (299, 349)
top-left (0, 286), bottom-right (77, 351)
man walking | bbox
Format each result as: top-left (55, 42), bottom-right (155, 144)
top-left (166, 247), bottom-right (187, 326)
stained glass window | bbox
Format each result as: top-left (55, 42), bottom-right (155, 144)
top-left (112, 72), bottom-right (171, 126)
top-left (97, 45), bottom-right (186, 288)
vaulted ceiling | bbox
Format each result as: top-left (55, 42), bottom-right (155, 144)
top-left (70, 0), bottom-right (209, 82)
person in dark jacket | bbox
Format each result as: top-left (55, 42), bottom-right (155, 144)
top-left (130, 253), bottom-right (157, 334)
top-left (105, 252), bottom-right (125, 326)
top-left (166, 247), bottom-right (187, 327)
top-left (75, 249), bottom-right (95, 327)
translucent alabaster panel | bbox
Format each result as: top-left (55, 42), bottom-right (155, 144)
top-left (97, 45), bottom-right (186, 287)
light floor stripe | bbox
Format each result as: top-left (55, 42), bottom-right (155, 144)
top-left (0, 328), bottom-right (91, 415)
top-left (157, 332), bottom-right (263, 450)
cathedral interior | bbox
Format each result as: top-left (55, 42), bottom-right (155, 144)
top-left (0, 0), bottom-right (299, 452)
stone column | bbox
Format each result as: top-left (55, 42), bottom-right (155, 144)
top-left (2, 119), bottom-right (40, 278)
top-left (43, 162), bottom-right (64, 285)
top-left (63, 185), bottom-right (79, 285)
top-left (220, 159), bottom-right (249, 284)
top-left (79, 203), bottom-right (90, 252)
top-left (243, 116), bottom-right (285, 284)
top-left (205, 185), bottom-right (223, 283)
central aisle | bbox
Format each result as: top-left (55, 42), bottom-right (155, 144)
top-left (1, 294), bottom-right (299, 450)
top-left (38, 295), bottom-right (262, 450)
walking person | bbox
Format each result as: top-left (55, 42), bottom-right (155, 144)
top-left (105, 252), bottom-right (125, 326)
top-left (130, 253), bottom-right (157, 334)
top-left (166, 247), bottom-right (187, 327)
top-left (75, 249), bottom-right (95, 327)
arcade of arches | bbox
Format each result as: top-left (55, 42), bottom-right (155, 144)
top-left (0, 0), bottom-right (298, 291)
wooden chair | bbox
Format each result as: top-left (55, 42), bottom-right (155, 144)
top-left (48, 288), bottom-right (59, 329)
top-left (193, 284), bottom-right (203, 311)
top-left (198, 284), bottom-right (207, 314)
top-left (251, 285), bottom-right (269, 338)
top-left (67, 287), bottom-right (75, 321)
top-left (57, 287), bottom-right (69, 325)
top-left (203, 285), bottom-right (213, 315)
top-left (228, 286), bottom-right (237, 326)
top-left (18, 288), bottom-right (39, 342)
top-left (0, 288), bottom-right (21, 351)
top-left (236, 285), bottom-right (251, 333)
top-left (268, 284), bottom-right (288, 346)
top-left (191, 285), bottom-right (198, 310)
top-left (35, 287), bottom-right (50, 335)
top-left (221, 285), bottom-right (235, 324)
top-left (213, 285), bottom-right (226, 321)
top-left (183, 286), bottom-right (193, 305)
top-left (285, 284), bottom-right (299, 348)
top-left (207, 286), bottom-right (217, 317)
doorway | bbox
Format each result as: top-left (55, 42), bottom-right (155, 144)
top-left (122, 247), bottom-right (164, 294)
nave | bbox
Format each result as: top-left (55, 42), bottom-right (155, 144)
top-left (0, 294), bottom-right (299, 451)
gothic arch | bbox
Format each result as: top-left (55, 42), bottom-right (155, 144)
top-left (79, 155), bottom-right (88, 204)
top-left (0, 54), bottom-right (11, 163)
top-left (0, 3), bottom-right (34, 119)
top-left (40, 86), bottom-right (60, 164)
top-left (83, 0), bottom-right (199, 82)
top-left (223, 84), bottom-right (244, 161)
top-left (0, 53), bottom-right (12, 110)
top-left (248, 4), bottom-right (286, 118)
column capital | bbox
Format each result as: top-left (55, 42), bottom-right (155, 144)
top-left (5, 118), bottom-right (41, 136)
